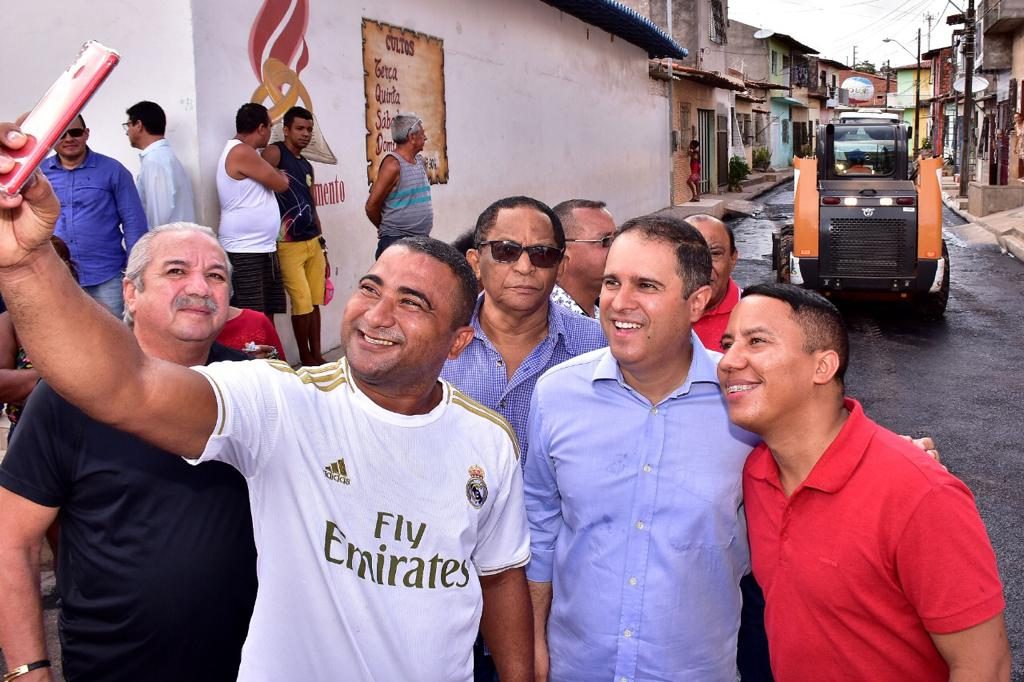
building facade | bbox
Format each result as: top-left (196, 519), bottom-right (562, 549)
top-left (8, 0), bottom-right (683, 353)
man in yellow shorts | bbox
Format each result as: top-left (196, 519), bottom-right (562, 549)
top-left (263, 106), bottom-right (327, 365)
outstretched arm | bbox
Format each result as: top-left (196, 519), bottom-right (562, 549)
top-left (0, 123), bottom-right (217, 457)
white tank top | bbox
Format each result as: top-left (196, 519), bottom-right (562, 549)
top-left (216, 139), bottom-right (281, 253)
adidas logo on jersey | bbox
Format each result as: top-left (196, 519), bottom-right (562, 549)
top-left (324, 458), bottom-right (351, 485)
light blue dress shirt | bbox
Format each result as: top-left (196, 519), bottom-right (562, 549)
top-left (525, 340), bottom-right (761, 682)
top-left (137, 139), bottom-right (196, 228)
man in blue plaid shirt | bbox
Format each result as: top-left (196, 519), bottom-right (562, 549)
top-left (441, 196), bottom-right (606, 469)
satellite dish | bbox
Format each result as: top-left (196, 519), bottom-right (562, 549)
top-left (952, 75), bottom-right (990, 93)
top-left (753, 28), bottom-right (774, 39)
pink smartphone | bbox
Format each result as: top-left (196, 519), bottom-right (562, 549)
top-left (0, 41), bottom-right (120, 196)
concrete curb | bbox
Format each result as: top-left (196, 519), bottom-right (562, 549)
top-left (723, 170), bottom-right (795, 217)
top-left (941, 191), bottom-right (1024, 261)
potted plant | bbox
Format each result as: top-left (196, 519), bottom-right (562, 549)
top-left (728, 155), bottom-right (751, 191)
top-left (752, 146), bottom-right (771, 172)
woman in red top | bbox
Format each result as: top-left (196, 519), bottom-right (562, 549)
top-left (687, 139), bottom-right (701, 202)
top-left (216, 306), bottom-right (288, 362)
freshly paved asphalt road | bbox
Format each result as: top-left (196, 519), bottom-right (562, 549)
top-left (730, 184), bottom-right (1024, 679)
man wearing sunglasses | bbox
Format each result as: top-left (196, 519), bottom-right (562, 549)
top-left (550, 199), bottom-right (616, 319)
top-left (441, 196), bottom-right (606, 470)
top-left (42, 114), bottom-right (148, 318)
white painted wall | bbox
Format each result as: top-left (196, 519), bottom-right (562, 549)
top-left (7, 0), bottom-right (199, 191)
top-left (10, 0), bottom-right (669, 354)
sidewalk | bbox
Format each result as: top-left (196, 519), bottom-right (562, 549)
top-left (940, 178), bottom-right (1024, 261)
top-left (654, 168), bottom-right (795, 220)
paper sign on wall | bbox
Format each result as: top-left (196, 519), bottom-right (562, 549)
top-left (362, 18), bottom-right (449, 186)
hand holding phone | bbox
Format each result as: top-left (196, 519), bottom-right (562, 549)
top-left (0, 41), bottom-right (119, 196)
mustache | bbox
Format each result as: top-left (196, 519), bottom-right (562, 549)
top-left (173, 294), bottom-right (219, 314)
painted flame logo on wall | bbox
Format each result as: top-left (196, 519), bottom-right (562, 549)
top-left (249, 0), bottom-right (337, 164)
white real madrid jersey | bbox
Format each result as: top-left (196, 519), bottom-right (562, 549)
top-left (192, 357), bottom-right (530, 681)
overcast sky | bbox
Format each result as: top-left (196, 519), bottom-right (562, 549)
top-left (728, 0), bottom-right (962, 70)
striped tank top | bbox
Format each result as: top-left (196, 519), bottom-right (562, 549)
top-left (378, 152), bottom-right (433, 238)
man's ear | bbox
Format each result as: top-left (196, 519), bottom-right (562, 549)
top-left (447, 326), bottom-right (476, 360)
top-left (123, 277), bottom-right (137, 320)
top-left (687, 284), bottom-right (712, 323)
top-left (466, 249), bottom-right (482, 281)
top-left (811, 349), bottom-right (842, 386)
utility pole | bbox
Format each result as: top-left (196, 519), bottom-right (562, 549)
top-left (958, 0), bottom-right (975, 197)
top-left (885, 60), bottom-right (891, 109)
top-left (852, 46), bottom-right (857, 69)
top-left (925, 12), bottom-right (935, 52)
top-left (915, 28), bottom-right (922, 156)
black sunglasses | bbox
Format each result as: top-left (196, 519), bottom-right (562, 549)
top-left (565, 235), bottom-right (614, 248)
top-left (477, 240), bottom-right (564, 268)
top-left (61, 128), bottom-right (86, 139)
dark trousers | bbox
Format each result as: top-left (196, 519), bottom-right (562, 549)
top-left (737, 572), bottom-right (773, 680)
top-left (375, 234), bottom-right (406, 259)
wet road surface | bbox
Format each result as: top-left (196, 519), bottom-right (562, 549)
top-left (730, 184), bottom-right (1024, 679)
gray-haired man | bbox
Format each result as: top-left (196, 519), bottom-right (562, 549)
top-left (365, 112), bottom-right (434, 258)
top-left (0, 223), bottom-right (257, 681)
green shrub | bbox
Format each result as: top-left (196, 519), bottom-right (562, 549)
top-left (728, 155), bottom-right (751, 191)
top-left (752, 146), bottom-right (771, 171)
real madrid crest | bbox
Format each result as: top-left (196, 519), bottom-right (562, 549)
top-left (466, 464), bottom-right (488, 509)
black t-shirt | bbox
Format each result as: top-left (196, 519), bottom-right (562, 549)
top-left (272, 141), bottom-right (320, 242)
top-left (0, 344), bottom-right (257, 682)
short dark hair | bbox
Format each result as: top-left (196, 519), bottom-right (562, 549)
top-left (283, 106), bottom-right (313, 127)
top-left (394, 236), bottom-right (479, 328)
top-left (450, 228), bottom-right (476, 256)
top-left (685, 214), bottom-right (736, 254)
top-left (552, 199), bottom-right (608, 238)
top-left (126, 101), bottom-right (166, 136)
top-left (236, 103), bottom-right (270, 134)
top-left (741, 283), bottom-right (849, 382)
top-left (473, 196), bottom-right (565, 250)
top-left (616, 214), bottom-right (711, 297)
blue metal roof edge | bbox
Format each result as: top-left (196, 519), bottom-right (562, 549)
top-left (540, 0), bottom-right (688, 59)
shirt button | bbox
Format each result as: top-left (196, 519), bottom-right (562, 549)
top-left (643, 464), bottom-right (652, 473)
top-left (628, 577), bottom-right (638, 586)
top-left (650, 407), bottom-right (658, 415)
top-left (497, 359), bottom-right (504, 366)
top-left (620, 678), bottom-right (628, 682)
top-left (499, 399), bottom-right (507, 408)
top-left (635, 521), bottom-right (644, 530)
top-left (623, 629), bottom-right (633, 638)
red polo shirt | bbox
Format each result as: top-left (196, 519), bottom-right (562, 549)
top-left (744, 399), bottom-right (1005, 680)
top-left (693, 278), bottom-right (740, 352)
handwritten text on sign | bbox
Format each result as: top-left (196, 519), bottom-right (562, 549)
top-left (362, 19), bottom-right (449, 186)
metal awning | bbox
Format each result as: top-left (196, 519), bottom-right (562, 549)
top-left (540, 0), bottom-right (688, 58)
top-left (772, 95), bottom-right (808, 107)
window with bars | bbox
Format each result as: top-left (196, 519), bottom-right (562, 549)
top-left (739, 113), bottom-right (753, 144)
top-left (771, 51), bottom-right (779, 75)
top-left (709, 0), bottom-right (726, 44)
top-left (782, 119), bottom-right (790, 144)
